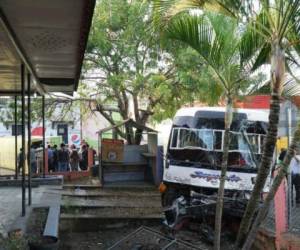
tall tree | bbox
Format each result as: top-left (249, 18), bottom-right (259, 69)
top-left (242, 121), bottom-right (300, 249)
top-left (152, 5), bottom-right (264, 249)
top-left (83, 0), bottom-right (201, 144)
top-left (235, 1), bottom-right (300, 246)
top-left (152, 0), bottom-right (300, 247)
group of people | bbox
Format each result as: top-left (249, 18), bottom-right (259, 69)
top-left (17, 142), bottom-right (92, 175)
top-left (48, 143), bottom-right (89, 172)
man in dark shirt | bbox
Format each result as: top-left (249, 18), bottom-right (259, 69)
top-left (57, 143), bottom-right (69, 172)
top-left (52, 145), bottom-right (58, 171)
top-left (80, 144), bottom-right (88, 171)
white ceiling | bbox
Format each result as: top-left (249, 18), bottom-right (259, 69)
top-left (0, 0), bottom-right (95, 95)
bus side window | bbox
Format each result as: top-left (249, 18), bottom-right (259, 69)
top-left (171, 129), bottom-right (179, 148)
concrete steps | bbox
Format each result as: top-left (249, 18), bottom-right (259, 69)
top-left (59, 215), bottom-right (163, 232)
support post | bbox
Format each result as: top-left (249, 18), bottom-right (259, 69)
top-left (287, 103), bottom-right (292, 228)
top-left (88, 149), bottom-right (93, 169)
top-left (98, 133), bottom-right (102, 186)
top-left (21, 64), bottom-right (26, 216)
top-left (27, 73), bottom-right (32, 205)
top-left (14, 95), bottom-right (18, 179)
top-left (42, 95), bottom-right (46, 178)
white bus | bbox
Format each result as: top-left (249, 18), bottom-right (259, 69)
top-left (161, 107), bottom-right (272, 228)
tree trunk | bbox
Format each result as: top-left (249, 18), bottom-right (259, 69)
top-left (134, 128), bottom-right (144, 145)
top-left (242, 121), bottom-right (300, 250)
top-left (125, 123), bottom-right (133, 144)
top-left (214, 96), bottom-right (233, 250)
top-left (235, 42), bottom-right (285, 248)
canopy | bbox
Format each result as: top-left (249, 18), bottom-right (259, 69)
top-left (0, 0), bottom-right (95, 95)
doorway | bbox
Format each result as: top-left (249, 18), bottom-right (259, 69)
top-left (57, 124), bottom-right (68, 144)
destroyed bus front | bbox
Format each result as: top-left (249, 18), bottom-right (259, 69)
top-left (162, 108), bottom-right (271, 227)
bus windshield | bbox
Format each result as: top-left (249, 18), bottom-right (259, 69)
top-left (168, 110), bottom-right (268, 170)
top-left (170, 127), bottom-right (264, 154)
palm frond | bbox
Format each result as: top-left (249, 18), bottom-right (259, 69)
top-left (249, 73), bottom-right (300, 97)
top-left (282, 76), bottom-right (300, 97)
top-left (278, 0), bottom-right (300, 41)
top-left (152, 0), bottom-right (250, 31)
top-left (165, 14), bottom-right (236, 88)
top-left (240, 9), bottom-right (271, 67)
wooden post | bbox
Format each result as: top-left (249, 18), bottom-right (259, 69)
top-left (88, 149), bottom-right (93, 169)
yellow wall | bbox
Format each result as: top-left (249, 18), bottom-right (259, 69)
top-left (0, 137), bottom-right (44, 172)
top-left (276, 137), bottom-right (288, 153)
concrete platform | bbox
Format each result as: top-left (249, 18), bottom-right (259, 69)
top-left (0, 185), bottom-right (62, 237)
top-left (0, 175), bottom-right (63, 187)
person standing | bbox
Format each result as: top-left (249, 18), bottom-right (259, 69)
top-left (80, 144), bottom-right (88, 171)
top-left (70, 145), bottom-right (80, 171)
top-left (52, 145), bottom-right (58, 172)
top-left (30, 145), bottom-right (37, 175)
top-left (17, 148), bottom-right (25, 174)
top-left (278, 148), bottom-right (287, 163)
top-left (290, 152), bottom-right (300, 206)
top-left (47, 145), bottom-right (54, 172)
top-left (58, 143), bottom-right (69, 172)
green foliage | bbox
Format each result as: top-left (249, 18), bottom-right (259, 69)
top-left (0, 97), bottom-right (79, 129)
top-left (0, 234), bottom-right (28, 250)
top-left (82, 0), bottom-right (211, 132)
top-left (162, 12), bottom-right (265, 99)
top-left (0, 98), bottom-right (43, 128)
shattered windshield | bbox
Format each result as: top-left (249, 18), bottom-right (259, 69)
top-left (169, 112), bottom-right (267, 169)
top-left (170, 128), bottom-right (264, 153)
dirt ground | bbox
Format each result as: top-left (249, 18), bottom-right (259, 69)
top-left (59, 225), bottom-right (213, 250)
top-left (0, 208), bottom-right (48, 250)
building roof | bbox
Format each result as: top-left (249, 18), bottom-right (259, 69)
top-left (97, 119), bottom-right (157, 134)
top-left (0, 0), bottom-right (95, 95)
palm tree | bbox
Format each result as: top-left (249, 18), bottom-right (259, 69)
top-left (237, 75), bottom-right (300, 249)
top-left (241, 122), bottom-right (300, 249)
top-left (235, 1), bottom-right (300, 246)
top-left (152, 0), bottom-right (300, 248)
top-left (152, 7), bottom-right (264, 250)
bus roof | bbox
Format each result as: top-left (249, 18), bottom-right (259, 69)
top-left (175, 107), bottom-right (269, 122)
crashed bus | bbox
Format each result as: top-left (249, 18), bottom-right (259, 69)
top-left (160, 107), bottom-right (272, 234)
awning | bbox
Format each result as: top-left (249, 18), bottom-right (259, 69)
top-left (0, 0), bottom-right (95, 95)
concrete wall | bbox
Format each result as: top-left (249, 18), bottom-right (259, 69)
top-left (123, 145), bottom-right (148, 163)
